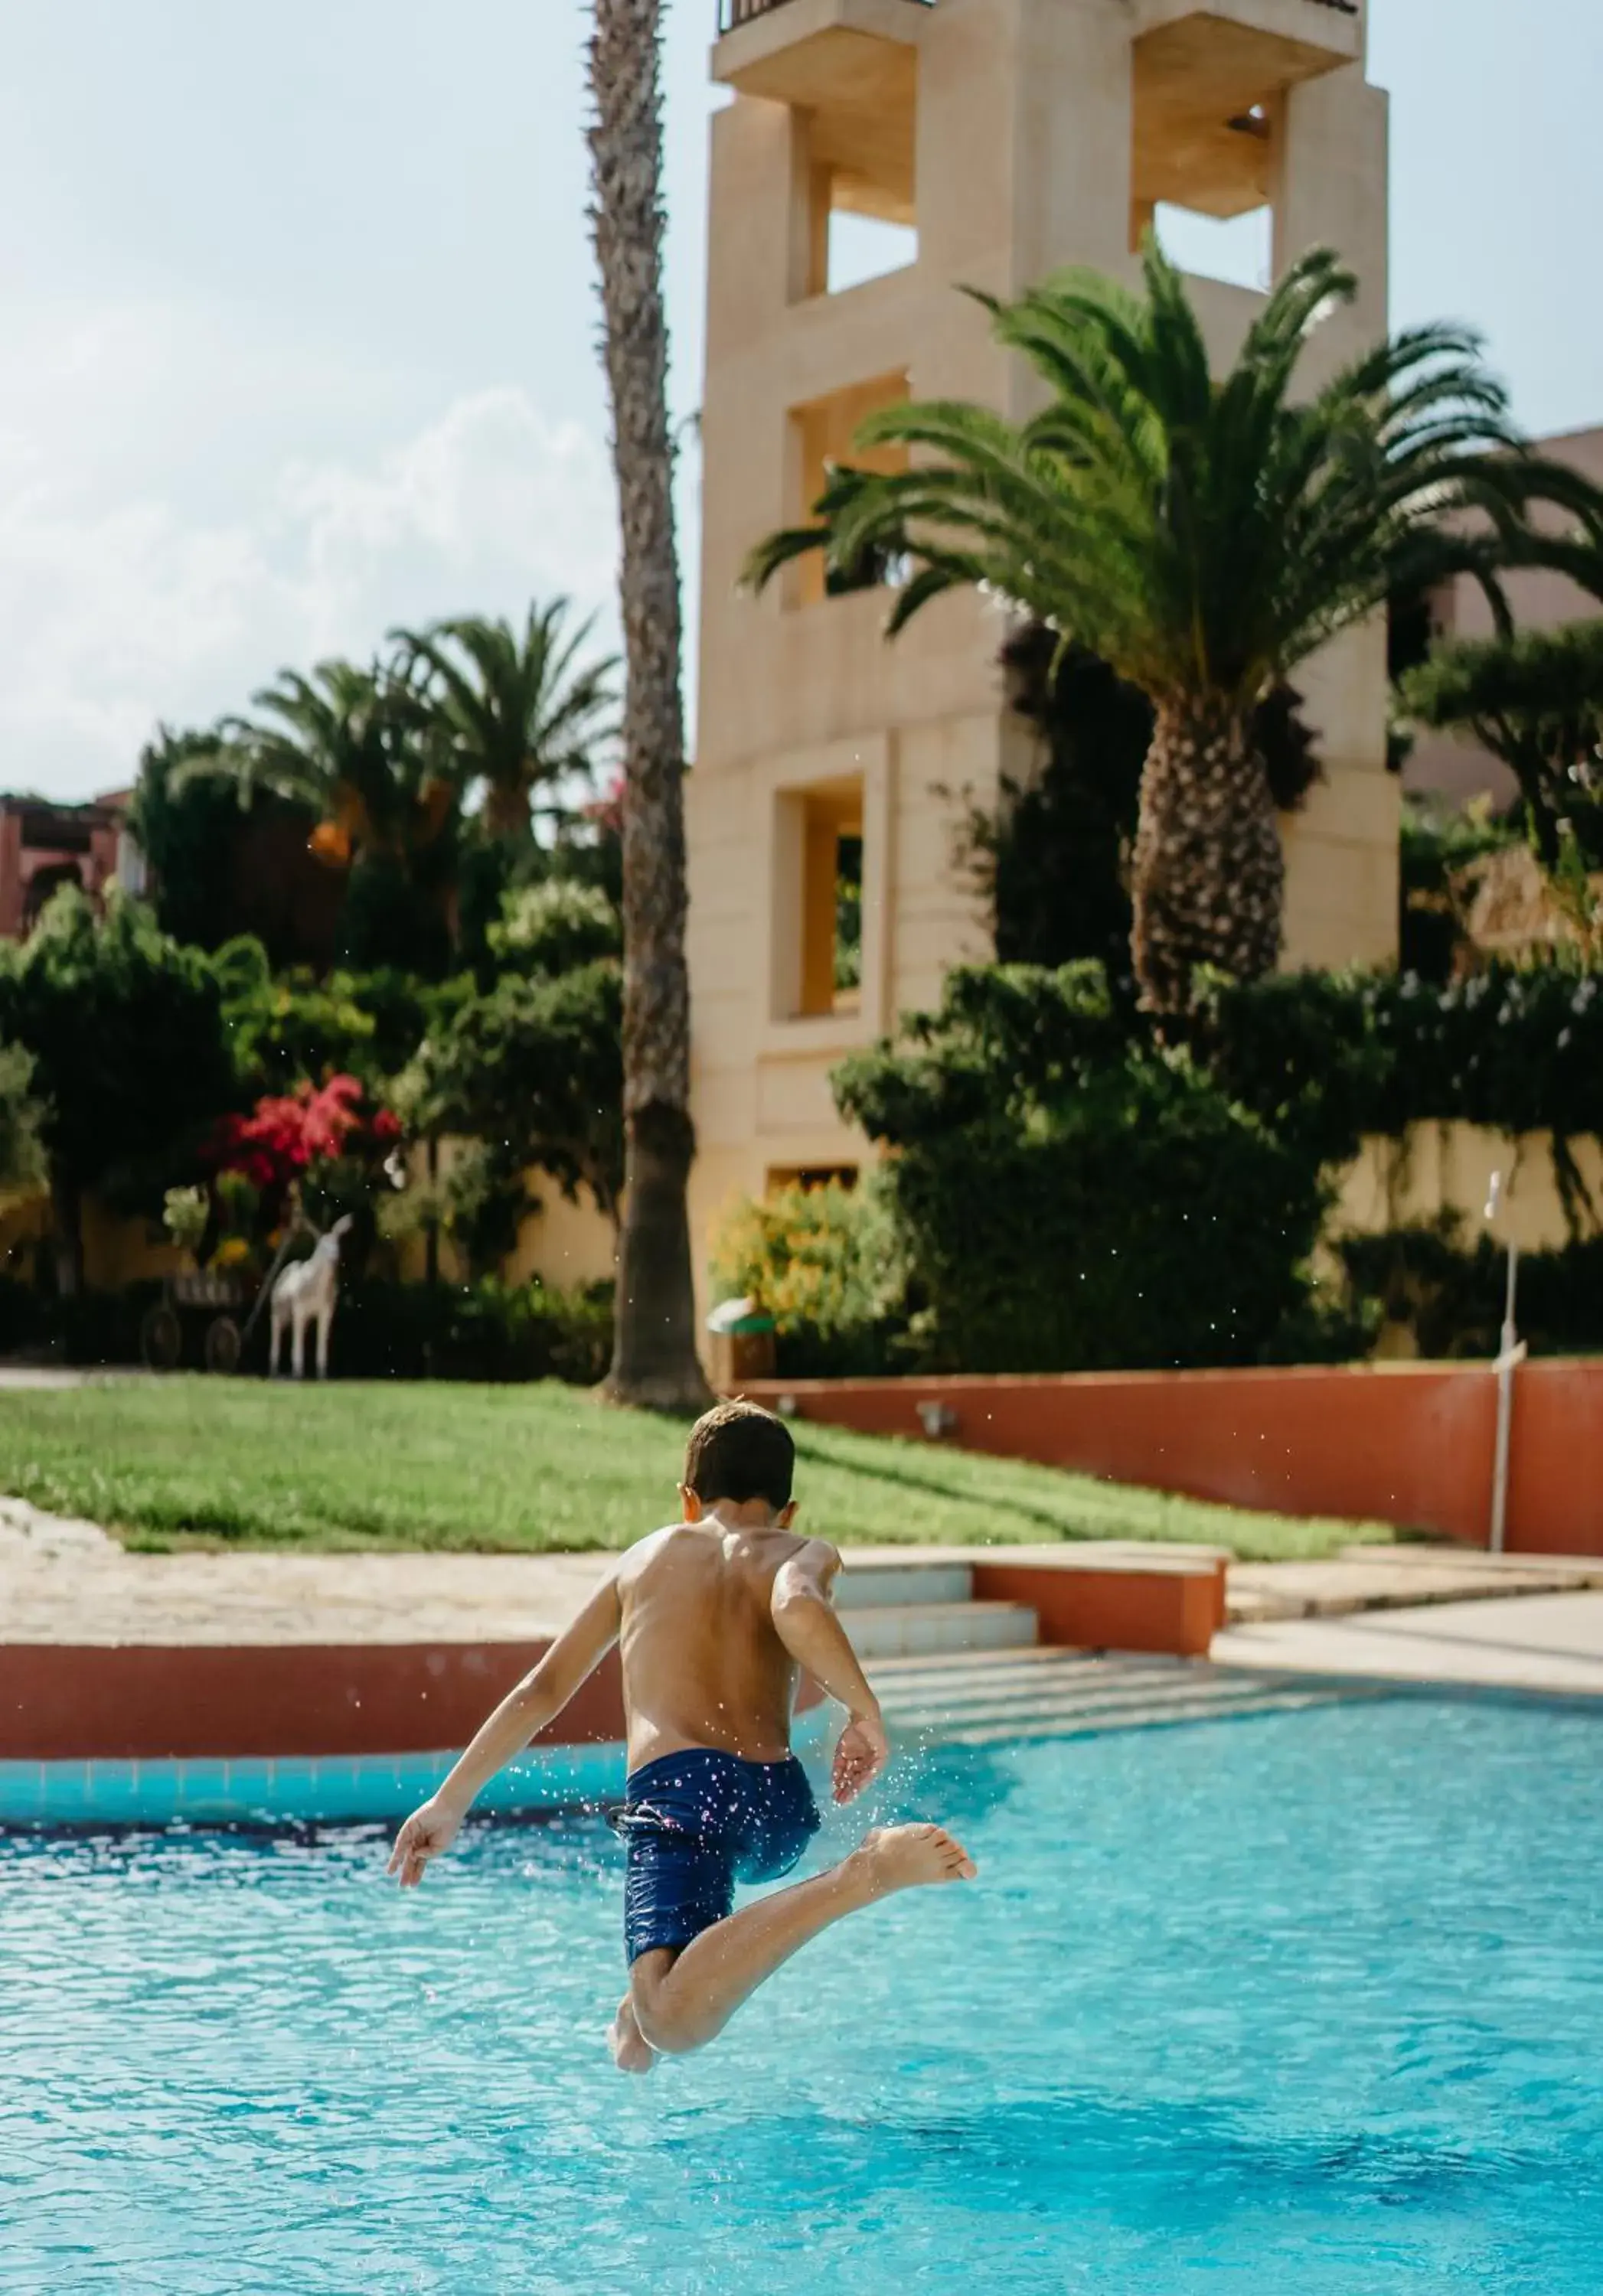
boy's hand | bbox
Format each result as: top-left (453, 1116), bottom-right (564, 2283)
top-left (387, 1795), bottom-right (463, 1887)
top-left (831, 1707), bottom-right (890, 1805)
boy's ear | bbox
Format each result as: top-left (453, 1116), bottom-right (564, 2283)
top-left (777, 1501), bottom-right (798, 1528)
top-left (679, 1483), bottom-right (704, 1522)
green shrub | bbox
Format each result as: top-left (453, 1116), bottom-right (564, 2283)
top-left (30, 1277), bottom-right (612, 1384)
top-left (1207, 963), bottom-right (1603, 1165)
top-left (710, 1180), bottom-right (903, 1378)
top-left (1337, 1219), bottom-right (1603, 1360)
top-left (866, 1052), bottom-right (1330, 1373)
top-left (835, 972), bottom-right (1331, 1373)
top-left (329, 1277), bottom-right (613, 1384)
top-left (1397, 797), bottom-right (1520, 983)
top-left (823, 956), bottom-right (1603, 1373)
top-left (217, 940), bottom-right (455, 1093)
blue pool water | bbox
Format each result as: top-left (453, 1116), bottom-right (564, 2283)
top-left (5, 1698), bottom-right (1602, 2294)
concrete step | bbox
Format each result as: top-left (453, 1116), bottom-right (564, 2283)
top-left (844, 1600), bottom-right (1039, 1661)
top-left (867, 1648), bottom-right (1354, 1743)
top-left (938, 1686), bottom-right (1349, 1746)
top-left (872, 1648), bottom-right (1183, 1696)
top-left (888, 1677), bottom-right (1316, 1733)
top-left (836, 1562), bottom-right (974, 1611)
top-left (879, 1660), bottom-right (1210, 1721)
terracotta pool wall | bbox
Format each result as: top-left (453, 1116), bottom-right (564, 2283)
top-left (743, 1362), bottom-right (1603, 1554)
top-left (2, 1642), bottom-right (625, 1764)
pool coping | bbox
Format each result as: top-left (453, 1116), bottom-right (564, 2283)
top-left (8, 1672), bottom-right (1602, 1832)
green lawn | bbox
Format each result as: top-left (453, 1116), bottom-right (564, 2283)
top-left (0, 1377), bottom-right (1388, 1561)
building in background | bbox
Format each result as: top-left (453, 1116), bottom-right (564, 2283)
top-left (686, 0), bottom-right (1395, 1267)
top-left (0, 791), bottom-right (143, 941)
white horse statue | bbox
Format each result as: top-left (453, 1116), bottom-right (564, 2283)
top-left (269, 1215), bottom-right (353, 1380)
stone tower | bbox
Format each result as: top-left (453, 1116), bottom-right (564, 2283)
top-left (686, 0), bottom-right (1392, 1272)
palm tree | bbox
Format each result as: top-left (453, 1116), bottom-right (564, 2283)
top-left (194, 657), bottom-right (454, 869)
top-left (392, 601), bottom-right (619, 842)
top-left (186, 654), bottom-right (462, 963)
top-left (748, 240), bottom-right (1603, 1013)
top-left (586, 0), bottom-right (710, 1411)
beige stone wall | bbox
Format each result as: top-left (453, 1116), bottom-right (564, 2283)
top-left (393, 1140), bottom-right (617, 1293)
top-left (0, 1189), bottom-right (181, 1292)
top-left (1334, 1123), bottom-right (1603, 1260)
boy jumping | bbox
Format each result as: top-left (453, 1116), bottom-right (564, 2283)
top-left (388, 1399), bottom-right (976, 2072)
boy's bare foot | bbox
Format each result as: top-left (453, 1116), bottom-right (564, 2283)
top-left (609, 1994), bottom-right (658, 2075)
top-left (854, 1822), bottom-right (978, 1898)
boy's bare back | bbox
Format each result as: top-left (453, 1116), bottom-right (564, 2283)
top-left (616, 1520), bottom-right (824, 1773)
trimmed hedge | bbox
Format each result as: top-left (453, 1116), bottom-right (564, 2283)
top-left (1206, 963), bottom-right (1603, 1166)
top-left (1338, 1221), bottom-right (1603, 1360)
top-left (18, 1277), bottom-right (613, 1385)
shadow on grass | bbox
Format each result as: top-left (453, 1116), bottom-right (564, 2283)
top-left (792, 1423), bottom-right (1111, 1542)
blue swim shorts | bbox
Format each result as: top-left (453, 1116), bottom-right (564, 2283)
top-left (612, 1748), bottom-right (821, 1965)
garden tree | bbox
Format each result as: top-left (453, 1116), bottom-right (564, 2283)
top-left (1398, 619), bottom-right (1603, 870)
top-left (586, 0), bottom-right (710, 1408)
top-left (488, 877), bottom-right (622, 977)
top-left (0, 1044), bottom-right (46, 1193)
top-left (0, 891), bottom-right (238, 1294)
top-left (127, 724), bottom-right (341, 967)
top-left (749, 241), bottom-right (1603, 1013)
top-left (391, 601), bottom-right (619, 842)
top-left (189, 654), bottom-right (462, 976)
top-left (212, 934), bottom-right (453, 1094)
top-left (402, 958), bottom-right (625, 1237)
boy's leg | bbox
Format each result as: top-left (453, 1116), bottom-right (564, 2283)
top-left (623, 1823), bottom-right (975, 2061)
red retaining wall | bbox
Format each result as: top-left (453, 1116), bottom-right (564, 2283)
top-left (2, 1642), bottom-right (625, 1763)
top-left (745, 1361), bottom-right (1603, 1554)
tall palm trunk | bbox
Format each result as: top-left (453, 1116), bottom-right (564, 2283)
top-left (1130, 704), bottom-right (1284, 1015)
top-left (484, 781), bottom-right (531, 844)
top-left (587, 0), bottom-right (711, 1411)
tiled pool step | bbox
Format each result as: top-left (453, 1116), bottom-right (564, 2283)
top-left (843, 1600), bottom-right (1040, 1660)
top-left (873, 1648), bottom-right (1354, 1743)
top-left (837, 1562), bottom-right (977, 1610)
top-left (836, 1559), bottom-right (1042, 1660)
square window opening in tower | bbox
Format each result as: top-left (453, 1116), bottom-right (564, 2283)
top-left (785, 371), bottom-right (910, 611)
top-left (771, 777), bottom-right (866, 1020)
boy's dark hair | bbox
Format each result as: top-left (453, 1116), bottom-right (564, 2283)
top-left (684, 1399), bottom-right (795, 1512)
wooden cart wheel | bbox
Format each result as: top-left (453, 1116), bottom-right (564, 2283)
top-left (204, 1315), bottom-right (243, 1375)
top-left (140, 1303), bottom-right (182, 1372)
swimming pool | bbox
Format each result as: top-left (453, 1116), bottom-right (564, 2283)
top-left (5, 1697), bottom-right (1601, 2294)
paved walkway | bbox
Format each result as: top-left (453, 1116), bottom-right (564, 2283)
top-left (0, 1502), bottom-right (606, 1645)
top-left (0, 1366), bottom-right (120, 1390)
top-left (1216, 1590), bottom-right (1603, 1699)
top-left (1229, 1545), bottom-right (1603, 1623)
top-left (0, 1521), bottom-right (1201, 1647)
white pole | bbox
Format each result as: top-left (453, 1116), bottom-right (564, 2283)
top-left (1484, 1173), bottom-right (1524, 1557)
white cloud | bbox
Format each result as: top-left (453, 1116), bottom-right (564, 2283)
top-left (0, 341), bottom-right (621, 798)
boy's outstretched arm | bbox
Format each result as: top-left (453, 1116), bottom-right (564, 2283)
top-left (770, 1541), bottom-right (890, 1805)
top-left (388, 1569), bottom-right (622, 1886)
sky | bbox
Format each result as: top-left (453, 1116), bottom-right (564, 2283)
top-left (2, 0), bottom-right (1601, 802)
